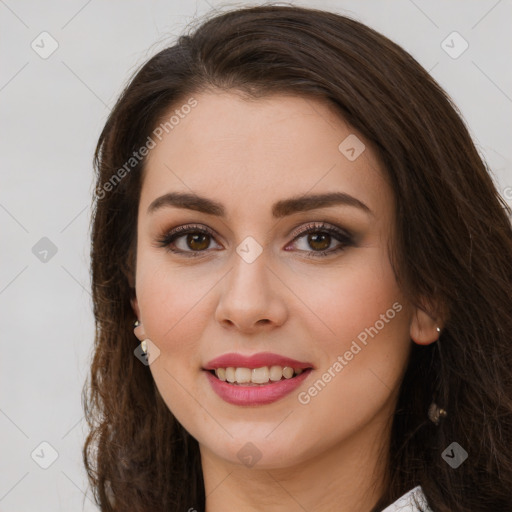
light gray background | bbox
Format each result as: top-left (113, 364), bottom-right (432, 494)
top-left (1, 0), bottom-right (511, 510)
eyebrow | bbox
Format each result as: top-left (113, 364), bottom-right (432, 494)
top-left (147, 191), bottom-right (373, 218)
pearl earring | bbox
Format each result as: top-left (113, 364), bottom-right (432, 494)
top-left (134, 320), bottom-right (148, 355)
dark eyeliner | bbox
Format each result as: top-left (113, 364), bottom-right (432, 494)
top-left (155, 221), bottom-right (353, 258)
top-left (155, 224), bottom-right (216, 257)
top-left (288, 221), bottom-right (354, 257)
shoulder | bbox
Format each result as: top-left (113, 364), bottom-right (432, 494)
top-left (380, 486), bottom-right (432, 512)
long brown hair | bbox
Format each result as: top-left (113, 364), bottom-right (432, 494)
top-left (83, 4), bottom-right (512, 511)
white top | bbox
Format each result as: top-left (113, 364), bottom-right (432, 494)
top-left (381, 486), bottom-right (432, 512)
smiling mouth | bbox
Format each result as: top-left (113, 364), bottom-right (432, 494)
top-left (206, 367), bottom-right (313, 386)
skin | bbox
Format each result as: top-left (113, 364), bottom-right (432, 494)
top-left (131, 90), bottom-right (441, 512)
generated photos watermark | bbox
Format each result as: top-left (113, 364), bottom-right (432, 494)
top-left (297, 301), bottom-right (403, 405)
top-left (94, 97), bottom-right (198, 200)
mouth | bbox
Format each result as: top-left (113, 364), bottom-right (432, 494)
top-left (204, 366), bottom-right (313, 386)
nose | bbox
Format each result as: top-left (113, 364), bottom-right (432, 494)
top-left (214, 249), bottom-right (288, 333)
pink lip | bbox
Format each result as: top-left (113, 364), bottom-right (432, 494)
top-left (203, 352), bottom-right (314, 370)
top-left (204, 368), bottom-right (313, 406)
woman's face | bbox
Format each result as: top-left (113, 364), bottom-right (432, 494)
top-left (131, 90), bottom-right (435, 471)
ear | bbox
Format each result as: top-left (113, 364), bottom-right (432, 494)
top-left (130, 296), bottom-right (147, 341)
top-left (131, 296), bottom-right (140, 320)
top-left (409, 297), bottom-right (445, 345)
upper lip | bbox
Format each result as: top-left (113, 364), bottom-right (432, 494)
top-left (203, 352), bottom-right (314, 370)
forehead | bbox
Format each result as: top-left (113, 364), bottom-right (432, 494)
top-left (140, 91), bottom-right (390, 220)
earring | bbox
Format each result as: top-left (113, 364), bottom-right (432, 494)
top-left (428, 402), bottom-right (447, 425)
top-left (428, 326), bottom-right (447, 425)
top-left (133, 320), bottom-right (148, 355)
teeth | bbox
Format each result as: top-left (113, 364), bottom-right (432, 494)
top-left (251, 366), bottom-right (269, 384)
top-left (214, 365), bottom-right (306, 385)
top-left (235, 367), bottom-right (251, 383)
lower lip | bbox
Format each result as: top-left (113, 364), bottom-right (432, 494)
top-left (204, 369), bottom-right (313, 406)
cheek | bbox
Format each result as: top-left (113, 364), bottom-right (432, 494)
top-left (296, 254), bottom-right (411, 401)
top-left (291, 253), bottom-right (404, 347)
top-left (135, 262), bottom-right (214, 424)
top-left (292, 263), bottom-right (410, 438)
top-left (136, 257), bottom-right (211, 356)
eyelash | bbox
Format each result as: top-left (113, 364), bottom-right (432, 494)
top-left (155, 222), bottom-right (353, 259)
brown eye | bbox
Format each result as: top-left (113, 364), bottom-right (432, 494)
top-left (288, 222), bottom-right (353, 258)
top-left (155, 224), bottom-right (220, 257)
top-left (184, 232), bottom-right (211, 251)
top-left (305, 232), bottom-right (332, 252)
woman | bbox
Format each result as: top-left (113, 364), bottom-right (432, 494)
top-left (83, 4), bottom-right (512, 511)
